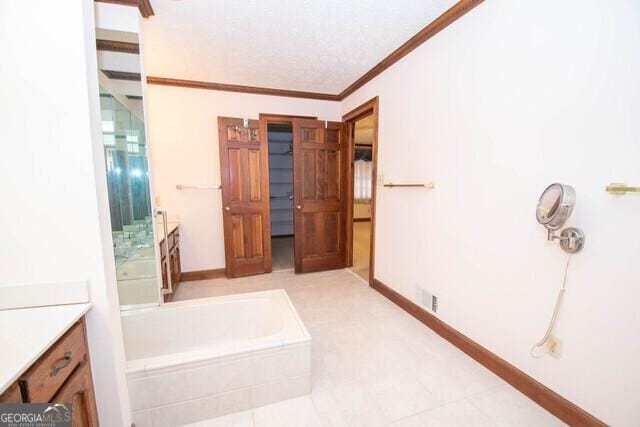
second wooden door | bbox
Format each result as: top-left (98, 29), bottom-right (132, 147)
top-left (292, 119), bottom-right (348, 273)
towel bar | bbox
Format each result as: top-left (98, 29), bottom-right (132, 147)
top-left (176, 184), bottom-right (222, 190)
top-left (383, 182), bottom-right (435, 189)
top-left (606, 183), bottom-right (640, 195)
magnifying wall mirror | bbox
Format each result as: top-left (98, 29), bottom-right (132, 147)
top-left (536, 183), bottom-right (585, 253)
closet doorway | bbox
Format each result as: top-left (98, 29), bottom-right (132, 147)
top-left (344, 97), bottom-right (379, 285)
top-left (218, 113), bottom-right (351, 278)
top-left (266, 121), bottom-right (294, 270)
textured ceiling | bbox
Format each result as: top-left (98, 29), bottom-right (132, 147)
top-left (142, 0), bottom-right (458, 94)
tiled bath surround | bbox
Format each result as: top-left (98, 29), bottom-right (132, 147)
top-left (122, 291), bottom-right (311, 427)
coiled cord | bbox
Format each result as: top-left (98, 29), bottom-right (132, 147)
top-left (530, 255), bottom-right (572, 358)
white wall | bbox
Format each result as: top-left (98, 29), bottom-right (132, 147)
top-left (145, 85), bottom-right (340, 271)
top-left (0, 1), bottom-right (131, 425)
top-left (342, 0), bottom-right (640, 425)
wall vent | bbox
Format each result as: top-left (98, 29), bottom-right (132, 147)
top-left (416, 287), bottom-right (438, 313)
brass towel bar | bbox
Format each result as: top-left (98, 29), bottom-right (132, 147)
top-left (383, 182), bottom-right (435, 189)
top-left (606, 183), bottom-right (640, 195)
top-left (176, 184), bottom-right (222, 190)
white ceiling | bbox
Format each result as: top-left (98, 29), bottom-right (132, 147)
top-left (142, 0), bottom-right (457, 94)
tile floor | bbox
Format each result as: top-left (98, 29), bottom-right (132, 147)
top-left (351, 221), bottom-right (371, 281)
top-left (175, 269), bottom-right (563, 426)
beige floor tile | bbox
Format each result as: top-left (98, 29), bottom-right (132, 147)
top-left (389, 399), bottom-right (494, 427)
top-left (468, 384), bottom-right (566, 426)
top-left (352, 220), bottom-right (371, 281)
top-left (253, 396), bottom-right (321, 427)
top-left (183, 410), bottom-right (253, 427)
top-left (174, 269), bottom-right (563, 426)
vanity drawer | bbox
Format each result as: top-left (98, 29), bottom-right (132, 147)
top-left (20, 321), bottom-right (87, 403)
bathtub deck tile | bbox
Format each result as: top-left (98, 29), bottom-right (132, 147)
top-left (145, 365), bottom-right (189, 408)
top-left (185, 363), bottom-right (221, 400)
top-left (218, 387), bottom-right (253, 417)
top-left (132, 410), bottom-right (152, 427)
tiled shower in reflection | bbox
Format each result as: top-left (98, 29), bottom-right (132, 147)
top-left (100, 93), bottom-right (159, 308)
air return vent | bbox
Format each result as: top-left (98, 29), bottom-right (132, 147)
top-left (416, 287), bottom-right (438, 313)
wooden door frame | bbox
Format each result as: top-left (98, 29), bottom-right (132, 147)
top-left (258, 113), bottom-right (317, 270)
top-left (342, 97), bottom-right (379, 286)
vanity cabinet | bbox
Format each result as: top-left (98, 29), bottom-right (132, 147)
top-left (0, 318), bottom-right (99, 426)
top-left (160, 226), bottom-right (181, 302)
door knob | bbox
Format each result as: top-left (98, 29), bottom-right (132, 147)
top-left (224, 206), bottom-right (231, 212)
top-left (296, 205), bottom-right (302, 210)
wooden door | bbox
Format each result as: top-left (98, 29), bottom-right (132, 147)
top-left (218, 117), bottom-right (272, 277)
top-left (292, 119), bottom-right (348, 273)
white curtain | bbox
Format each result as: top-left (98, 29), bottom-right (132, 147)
top-left (354, 160), bottom-right (372, 203)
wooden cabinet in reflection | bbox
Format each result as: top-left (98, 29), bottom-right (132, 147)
top-left (160, 226), bottom-right (181, 302)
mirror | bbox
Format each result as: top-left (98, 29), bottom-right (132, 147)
top-left (536, 183), bottom-right (575, 230)
top-left (536, 183), bottom-right (584, 253)
top-left (95, 29), bottom-right (161, 310)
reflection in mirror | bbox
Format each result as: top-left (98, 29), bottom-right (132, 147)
top-left (537, 185), bottom-right (562, 224)
top-left (96, 29), bottom-right (160, 310)
top-left (535, 183), bottom-right (574, 230)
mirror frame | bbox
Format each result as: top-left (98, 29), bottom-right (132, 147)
top-left (536, 183), bottom-right (576, 230)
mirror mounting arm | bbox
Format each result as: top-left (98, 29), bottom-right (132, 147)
top-left (547, 229), bottom-right (567, 242)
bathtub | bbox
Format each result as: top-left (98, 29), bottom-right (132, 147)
top-left (121, 290), bottom-right (311, 427)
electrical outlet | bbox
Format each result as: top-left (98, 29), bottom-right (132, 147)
top-left (547, 334), bottom-right (562, 359)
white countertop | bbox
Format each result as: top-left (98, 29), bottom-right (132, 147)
top-left (0, 303), bottom-right (91, 394)
top-left (156, 221), bottom-right (179, 244)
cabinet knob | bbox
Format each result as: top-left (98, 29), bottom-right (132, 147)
top-left (296, 205), bottom-right (302, 211)
top-left (224, 206), bottom-right (231, 212)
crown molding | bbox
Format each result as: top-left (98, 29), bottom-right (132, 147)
top-left (94, 0), bottom-right (154, 18)
top-left (146, 77), bottom-right (340, 102)
top-left (143, 0), bottom-right (484, 102)
top-left (339, 0), bottom-right (484, 99)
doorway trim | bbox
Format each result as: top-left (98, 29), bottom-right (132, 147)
top-left (342, 96), bottom-right (379, 286)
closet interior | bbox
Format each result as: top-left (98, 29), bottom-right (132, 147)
top-left (268, 123), bottom-right (294, 270)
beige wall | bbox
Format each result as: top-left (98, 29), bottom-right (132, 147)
top-left (145, 85), bottom-right (341, 272)
top-left (0, 2), bottom-right (134, 425)
top-left (341, 1), bottom-right (640, 424)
